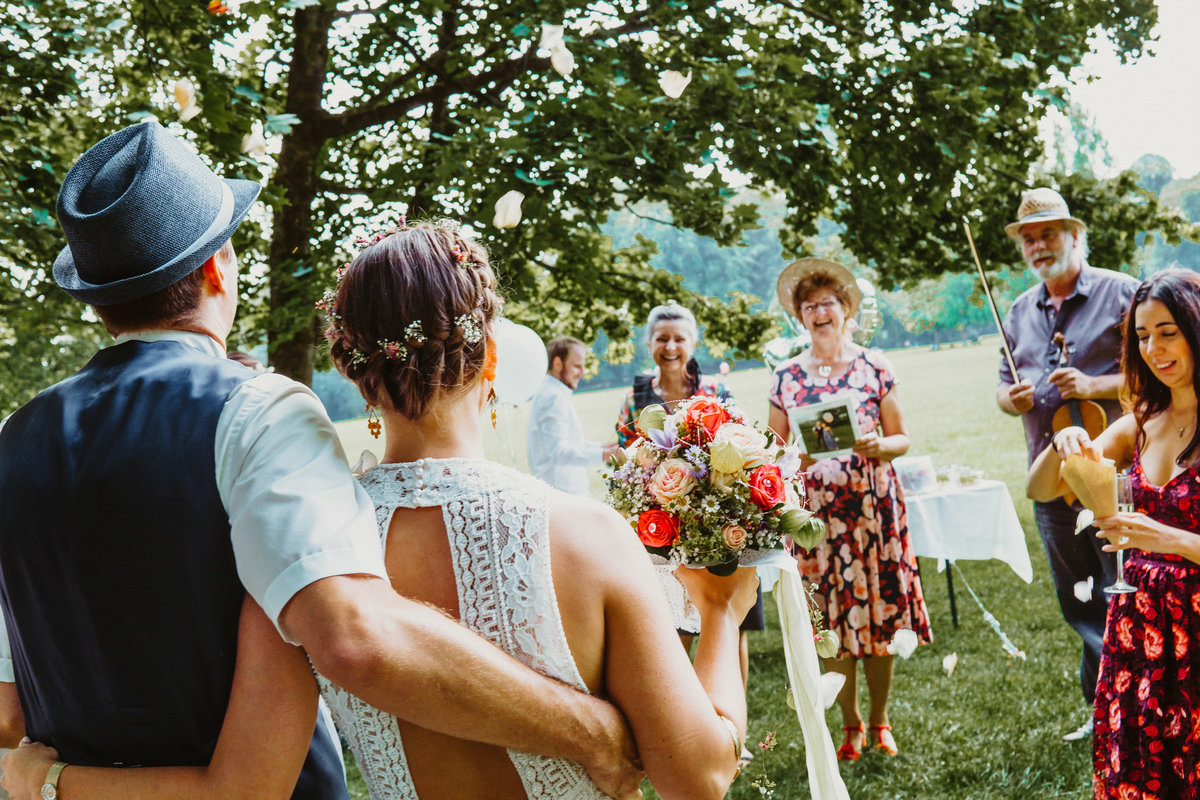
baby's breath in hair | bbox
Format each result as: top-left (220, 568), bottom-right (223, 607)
top-left (456, 314), bottom-right (483, 344)
top-left (404, 321), bottom-right (427, 346)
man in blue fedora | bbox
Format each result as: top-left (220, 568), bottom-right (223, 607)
top-left (0, 121), bottom-right (639, 798)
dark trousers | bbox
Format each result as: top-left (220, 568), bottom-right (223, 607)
top-left (1034, 499), bottom-right (1117, 705)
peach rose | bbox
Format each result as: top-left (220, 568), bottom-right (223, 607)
top-left (649, 458), bottom-right (696, 504)
top-left (711, 423), bottom-right (770, 470)
top-left (721, 523), bottom-right (748, 551)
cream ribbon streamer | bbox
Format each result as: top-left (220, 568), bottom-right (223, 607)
top-left (776, 566), bottom-right (851, 800)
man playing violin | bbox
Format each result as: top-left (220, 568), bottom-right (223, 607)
top-left (995, 187), bottom-right (1137, 742)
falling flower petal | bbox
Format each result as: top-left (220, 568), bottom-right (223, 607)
top-left (493, 190), bottom-right (525, 229)
top-left (719, 361), bottom-right (731, 375)
top-left (942, 652), bottom-right (958, 677)
top-left (886, 629), bottom-right (918, 659)
top-left (174, 79), bottom-right (196, 110)
top-left (1073, 576), bottom-right (1094, 603)
top-left (550, 45), bottom-right (575, 78)
top-left (658, 70), bottom-right (692, 99)
top-left (174, 78), bottom-right (201, 121)
top-left (818, 672), bottom-right (846, 710)
top-left (241, 128), bottom-right (268, 158)
top-left (351, 450), bottom-right (378, 478)
top-left (539, 24), bottom-right (564, 51)
top-left (1075, 508), bottom-right (1095, 535)
top-left (207, 0), bottom-right (230, 14)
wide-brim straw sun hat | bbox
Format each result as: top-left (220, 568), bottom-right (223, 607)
top-left (1004, 187), bottom-right (1087, 239)
top-left (776, 258), bottom-right (862, 319)
top-left (54, 120), bottom-right (261, 305)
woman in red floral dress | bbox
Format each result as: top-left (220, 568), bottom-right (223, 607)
top-left (1028, 269), bottom-right (1200, 799)
top-left (767, 259), bottom-right (931, 761)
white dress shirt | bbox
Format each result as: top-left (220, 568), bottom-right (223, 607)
top-left (0, 330), bottom-right (387, 680)
top-left (526, 374), bottom-right (605, 496)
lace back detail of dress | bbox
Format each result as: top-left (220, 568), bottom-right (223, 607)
top-left (318, 458), bottom-right (603, 800)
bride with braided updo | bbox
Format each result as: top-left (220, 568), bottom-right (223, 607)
top-left (318, 218), bottom-right (757, 800)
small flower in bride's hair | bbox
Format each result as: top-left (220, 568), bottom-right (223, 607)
top-left (456, 314), bottom-right (483, 344)
top-left (404, 321), bottom-right (427, 346)
top-left (378, 340), bottom-right (407, 360)
top-left (759, 731), bottom-right (777, 751)
top-left (335, 263), bottom-right (350, 282)
top-left (350, 349), bottom-right (369, 366)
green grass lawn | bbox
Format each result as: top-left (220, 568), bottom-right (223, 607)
top-left (333, 336), bottom-right (1095, 799)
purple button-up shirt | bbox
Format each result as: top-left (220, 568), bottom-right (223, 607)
top-left (999, 265), bottom-right (1139, 463)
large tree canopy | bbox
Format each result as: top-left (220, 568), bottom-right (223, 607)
top-left (1, 0), bottom-right (1191, 408)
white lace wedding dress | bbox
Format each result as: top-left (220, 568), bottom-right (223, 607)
top-left (314, 457), bottom-right (607, 800)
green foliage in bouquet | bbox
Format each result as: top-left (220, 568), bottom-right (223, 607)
top-left (606, 397), bottom-right (824, 575)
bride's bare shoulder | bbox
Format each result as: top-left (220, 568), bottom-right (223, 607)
top-left (545, 490), bottom-right (646, 577)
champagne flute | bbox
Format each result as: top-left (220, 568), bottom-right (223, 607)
top-left (1104, 469), bottom-right (1137, 595)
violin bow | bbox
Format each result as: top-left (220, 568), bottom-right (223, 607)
top-left (962, 217), bottom-right (1021, 382)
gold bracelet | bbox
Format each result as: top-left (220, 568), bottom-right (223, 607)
top-left (717, 714), bottom-right (743, 776)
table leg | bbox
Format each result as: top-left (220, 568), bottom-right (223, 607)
top-left (945, 562), bottom-right (958, 628)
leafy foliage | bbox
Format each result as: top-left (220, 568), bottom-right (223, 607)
top-left (0, 0), bottom-right (1186, 409)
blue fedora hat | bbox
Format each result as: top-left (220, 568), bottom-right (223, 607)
top-left (54, 120), bottom-right (261, 305)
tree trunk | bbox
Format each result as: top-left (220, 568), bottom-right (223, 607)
top-left (266, 7), bottom-right (333, 385)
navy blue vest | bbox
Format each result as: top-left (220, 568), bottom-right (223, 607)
top-left (0, 339), bottom-right (346, 798)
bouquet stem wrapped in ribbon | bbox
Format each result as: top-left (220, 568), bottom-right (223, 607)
top-left (606, 397), bottom-right (826, 575)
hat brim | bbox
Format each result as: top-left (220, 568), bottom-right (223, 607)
top-left (776, 258), bottom-right (862, 320)
top-left (1004, 212), bottom-right (1087, 239)
top-left (54, 178), bottom-right (261, 305)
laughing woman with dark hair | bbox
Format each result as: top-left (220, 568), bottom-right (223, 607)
top-left (1028, 268), bottom-right (1200, 798)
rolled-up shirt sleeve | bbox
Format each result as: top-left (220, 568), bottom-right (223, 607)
top-left (216, 373), bottom-right (387, 644)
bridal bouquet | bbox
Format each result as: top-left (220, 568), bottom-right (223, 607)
top-left (606, 396), bottom-right (825, 575)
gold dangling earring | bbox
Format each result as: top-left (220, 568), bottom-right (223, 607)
top-left (366, 403), bottom-right (382, 440)
top-left (488, 387), bottom-right (498, 429)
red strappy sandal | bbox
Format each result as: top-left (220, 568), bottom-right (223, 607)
top-left (837, 723), bottom-right (865, 761)
top-left (869, 724), bottom-right (898, 756)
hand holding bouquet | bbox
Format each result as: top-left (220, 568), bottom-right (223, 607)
top-left (607, 396), bottom-right (826, 575)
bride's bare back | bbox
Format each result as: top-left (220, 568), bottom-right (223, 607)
top-left (381, 479), bottom-right (753, 800)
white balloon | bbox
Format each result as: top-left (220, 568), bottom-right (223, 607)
top-left (493, 320), bottom-right (547, 404)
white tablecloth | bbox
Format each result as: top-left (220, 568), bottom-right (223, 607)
top-left (905, 479), bottom-right (1033, 583)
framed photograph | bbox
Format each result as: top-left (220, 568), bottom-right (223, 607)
top-left (787, 396), bottom-right (862, 459)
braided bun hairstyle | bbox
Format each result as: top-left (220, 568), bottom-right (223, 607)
top-left (326, 219), bottom-right (502, 420)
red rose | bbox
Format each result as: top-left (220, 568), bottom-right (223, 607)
top-left (749, 464), bottom-right (786, 510)
top-left (683, 398), bottom-right (731, 441)
top-left (637, 509), bottom-right (680, 548)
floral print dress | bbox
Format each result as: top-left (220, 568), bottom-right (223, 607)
top-left (1093, 452), bottom-right (1200, 799)
top-left (768, 349), bottom-right (931, 659)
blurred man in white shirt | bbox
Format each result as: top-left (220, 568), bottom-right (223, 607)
top-left (527, 337), bottom-right (619, 495)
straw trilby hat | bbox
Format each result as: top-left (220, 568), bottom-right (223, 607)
top-left (1004, 187), bottom-right (1087, 238)
top-left (776, 258), bottom-right (861, 319)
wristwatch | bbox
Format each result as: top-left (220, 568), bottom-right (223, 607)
top-left (40, 760), bottom-right (68, 800)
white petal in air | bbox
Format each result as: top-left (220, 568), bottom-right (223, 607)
top-left (818, 672), bottom-right (846, 710)
top-left (493, 190), bottom-right (526, 229)
top-left (539, 24), bottom-right (564, 51)
top-left (173, 78), bottom-right (196, 111)
top-left (1073, 576), bottom-right (1094, 603)
top-left (241, 128), bottom-right (268, 158)
top-left (658, 70), bottom-right (693, 99)
top-left (942, 652), bottom-right (958, 677)
top-left (886, 629), bottom-right (918, 659)
top-left (550, 45), bottom-right (575, 78)
top-left (1075, 508), bottom-right (1095, 535)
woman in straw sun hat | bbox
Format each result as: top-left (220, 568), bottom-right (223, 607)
top-left (767, 258), bottom-right (930, 761)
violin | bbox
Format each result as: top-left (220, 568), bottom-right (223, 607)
top-left (1050, 332), bottom-right (1107, 439)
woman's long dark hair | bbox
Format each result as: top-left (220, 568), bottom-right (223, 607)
top-left (1122, 268), bottom-right (1200, 467)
